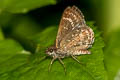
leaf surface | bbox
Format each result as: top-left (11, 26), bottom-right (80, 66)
top-left (0, 0), bottom-right (56, 13)
top-left (0, 22), bottom-right (106, 80)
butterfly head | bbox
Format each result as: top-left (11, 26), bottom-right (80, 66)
top-left (46, 46), bottom-right (57, 57)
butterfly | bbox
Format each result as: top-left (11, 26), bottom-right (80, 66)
top-left (46, 5), bottom-right (95, 73)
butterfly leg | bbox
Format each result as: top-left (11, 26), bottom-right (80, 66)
top-left (48, 58), bottom-right (56, 72)
top-left (71, 55), bottom-right (81, 64)
top-left (71, 55), bottom-right (85, 66)
top-left (58, 58), bottom-right (66, 74)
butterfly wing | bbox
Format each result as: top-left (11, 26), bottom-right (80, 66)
top-left (56, 6), bottom-right (86, 48)
top-left (60, 26), bottom-right (94, 50)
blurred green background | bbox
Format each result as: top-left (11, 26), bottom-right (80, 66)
top-left (0, 0), bottom-right (120, 80)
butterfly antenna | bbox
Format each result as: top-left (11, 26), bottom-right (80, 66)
top-left (58, 58), bottom-right (66, 75)
top-left (39, 56), bottom-right (47, 62)
top-left (35, 44), bottom-right (41, 53)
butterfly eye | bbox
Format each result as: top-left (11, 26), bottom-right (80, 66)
top-left (50, 49), bottom-right (53, 53)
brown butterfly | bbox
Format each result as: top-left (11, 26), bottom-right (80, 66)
top-left (46, 5), bottom-right (94, 73)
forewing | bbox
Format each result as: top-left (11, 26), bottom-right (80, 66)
top-left (56, 6), bottom-right (86, 48)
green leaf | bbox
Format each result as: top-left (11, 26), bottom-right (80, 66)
top-left (9, 15), bottom-right (42, 52)
top-left (32, 22), bottom-right (106, 80)
top-left (0, 22), bottom-right (106, 80)
top-left (0, 12), bottom-right (14, 27)
top-left (11, 15), bottom-right (42, 37)
top-left (0, 39), bottom-right (29, 62)
top-left (0, 39), bottom-right (31, 79)
top-left (104, 29), bottom-right (120, 80)
top-left (0, 27), bottom-right (4, 40)
top-left (0, 0), bottom-right (56, 13)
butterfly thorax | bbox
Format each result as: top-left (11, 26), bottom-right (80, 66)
top-left (46, 46), bottom-right (67, 58)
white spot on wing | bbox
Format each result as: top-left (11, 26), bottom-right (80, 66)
top-left (63, 17), bottom-right (74, 27)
